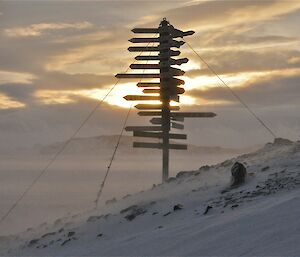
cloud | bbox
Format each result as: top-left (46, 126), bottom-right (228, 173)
top-left (0, 93), bottom-right (25, 110)
top-left (0, 70), bottom-right (36, 84)
top-left (4, 21), bottom-right (93, 37)
top-left (184, 49), bottom-right (300, 76)
top-left (188, 72), bottom-right (300, 107)
top-left (161, 0), bottom-right (300, 31)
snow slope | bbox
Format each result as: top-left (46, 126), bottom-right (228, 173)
top-left (1, 138), bottom-right (300, 256)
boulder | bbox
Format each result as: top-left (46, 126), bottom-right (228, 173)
top-left (231, 162), bottom-right (247, 187)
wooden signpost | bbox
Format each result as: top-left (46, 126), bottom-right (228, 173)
top-left (116, 18), bottom-right (217, 183)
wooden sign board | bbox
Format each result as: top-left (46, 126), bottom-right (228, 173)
top-left (116, 73), bottom-right (160, 79)
top-left (124, 95), bottom-right (160, 101)
top-left (138, 111), bottom-right (162, 116)
top-left (135, 104), bottom-right (180, 110)
top-left (133, 131), bottom-right (187, 140)
top-left (133, 142), bottom-right (187, 150)
top-left (128, 46), bottom-right (159, 52)
top-left (150, 117), bottom-right (162, 124)
top-left (129, 37), bottom-right (159, 43)
top-left (125, 126), bottom-right (162, 132)
top-left (132, 28), bottom-right (159, 33)
top-left (130, 64), bottom-right (160, 69)
top-left (137, 82), bottom-right (160, 88)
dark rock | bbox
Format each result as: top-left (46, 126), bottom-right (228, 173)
top-left (67, 231), bottom-right (75, 237)
top-left (261, 166), bottom-right (270, 171)
top-left (61, 238), bottom-right (71, 246)
top-left (152, 211), bottom-right (158, 215)
top-left (124, 207), bottom-right (147, 221)
top-left (28, 239), bottom-right (39, 247)
top-left (176, 171), bottom-right (191, 178)
top-left (87, 215), bottom-right (103, 222)
top-left (199, 165), bottom-right (210, 171)
top-left (58, 228), bottom-right (64, 233)
top-left (41, 232), bottom-right (56, 238)
top-left (231, 204), bottom-right (239, 208)
top-left (157, 226), bottom-right (163, 229)
top-left (231, 162), bottom-right (247, 187)
top-left (163, 211), bottom-right (171, 217)
top-left (203, 205), bottom-right (213, 215)
top-left (173, 204), bottom-right (183, 211)
top-left (97, 233), bottom-right (103, 238)
top-left (120, 205), bottom-right (138, 214)
top-left (273, 138), bottom-right (293, 145)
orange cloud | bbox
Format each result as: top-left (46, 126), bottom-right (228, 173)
top-left (5, 21), bottom-right (93, 37)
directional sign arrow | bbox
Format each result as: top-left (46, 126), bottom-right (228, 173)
top-left (137, 111), bottom-right (162, 116)
top-left (125, 126), bottom-right (162, 132)
top-left (159, 41), bottom-right (185, 49)
top-left (135, 104), bottom-right (180, 110)
top-left (135, 55), bottom-right (160, 61)
top-left (169, 27), bottom-right (195, 38)
top-left (171, 116), bottom-right (184, 122)
top-left (161, 78), bottom-right (185, 86)
top-left (150, 117), bottom-right (162, 124)
top-left (142, 88), bottom-right (160, 94)
top-left (128, 46), bottom-right (159, 52)
top-left (129, 37), bottom-right (159, 43)
top-left (129, 38), bottom-right (184, 48)
top-left (135, 56), bottom-right (188, 64)
top-left (115, 73), bottom-right (160, 79)
top-left (157, 87), bottom-right (185, 95)
top-left (171, 122), bottom-right (184, 130)
top-left (159, 50), bottom-right (180, 57)
top-left (170, 58), bottom-right (189, 65)
top-left (170, 112), bottom-right (217, 118)
top-left (160, 67), bottom-right (185, 76)
top-left (133, 131), bottom-right (187, 140)
top-left (130, 64), bottom-right (160, 69)
top-left (131, 27), bottom-right (194, 38)
top-left (133, 142), bottom-right (187, 150)
top-left (124, 95), bottom-right (160, 101)
top-left (132, 28), bottom-right (159, 33)
top-left (137, 82), bottom-right (160, 88)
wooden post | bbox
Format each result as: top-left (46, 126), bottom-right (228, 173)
top-left (160, 19), bottom-right (171, 182)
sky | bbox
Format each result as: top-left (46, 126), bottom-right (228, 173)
top-left (0, 0), bottom-right (300, 149)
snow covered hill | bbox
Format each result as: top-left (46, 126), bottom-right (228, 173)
top-left (1, 138), bottom-right (300, 256)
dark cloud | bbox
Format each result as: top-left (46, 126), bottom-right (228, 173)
top-left (185, 49), bottom-right (300, 76)
top-left (189, 73), bottom-right (300, 107)
top-left (0, 83), bottom-right (34, 103)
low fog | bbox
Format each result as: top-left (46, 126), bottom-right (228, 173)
top-left (0, 135), bottom-right (257, 236)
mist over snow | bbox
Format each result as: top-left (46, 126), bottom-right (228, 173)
top-left (0, 135), bottom-right (254, 236)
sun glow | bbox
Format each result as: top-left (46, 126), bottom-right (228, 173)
top-left (35, 68), bottom-right (294, 108)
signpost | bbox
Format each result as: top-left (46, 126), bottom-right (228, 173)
top-left (116, 18), bottom-right (217, 183)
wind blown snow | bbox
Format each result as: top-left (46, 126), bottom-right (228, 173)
top-left (1, 138), bottom-right (300, 256)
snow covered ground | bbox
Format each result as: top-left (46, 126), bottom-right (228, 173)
top-left (1, 138), bottom-right (299, 256)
